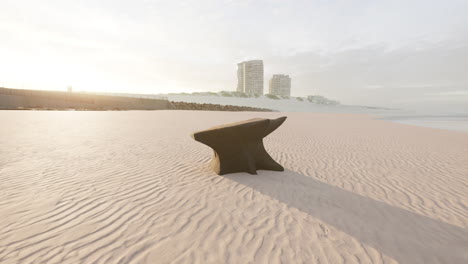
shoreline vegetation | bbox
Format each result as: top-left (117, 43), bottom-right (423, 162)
top-left (167, 91), bottom-right (341, 105)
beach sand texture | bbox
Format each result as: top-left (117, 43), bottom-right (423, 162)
top-left (0, 111), bottom-right (467, 264)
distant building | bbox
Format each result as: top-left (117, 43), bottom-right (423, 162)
top-left (237, 60), bottom-right (264, 95)
top-left (67, 86), bottom-right (73, 93)
top-left (307, 95), bottom-right (340, 105)
top-left (269, 74), bottom-right (291, 97)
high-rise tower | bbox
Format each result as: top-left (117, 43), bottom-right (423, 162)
top-left (237, 60), bottom-right (264, 95)
top-left (269, 74), bottom-right (291, 97)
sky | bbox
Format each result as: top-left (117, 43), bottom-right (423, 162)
top-left (1, 0), bottom-right (467, 110)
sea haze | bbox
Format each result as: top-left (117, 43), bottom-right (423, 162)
top-left (163, 93), bottom-right (468, 133)
top-left (381, 115), bottom-right (468, 133)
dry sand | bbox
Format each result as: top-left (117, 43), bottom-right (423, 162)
top-left (0, 110), bottom-right (467, 264)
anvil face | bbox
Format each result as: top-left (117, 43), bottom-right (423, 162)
top-left (192, 116), bottom-right (287, 175)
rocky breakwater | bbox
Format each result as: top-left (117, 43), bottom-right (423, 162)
top-left (170, 101), bottom-right (272, 112)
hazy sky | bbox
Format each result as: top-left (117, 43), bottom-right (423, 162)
top-left (1, 0), bottom-right (467, 109)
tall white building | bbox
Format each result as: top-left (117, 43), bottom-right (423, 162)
top-left (237, 60), bottom-right (264, 95)
top-left (269, 74), bottom-right (291, 96)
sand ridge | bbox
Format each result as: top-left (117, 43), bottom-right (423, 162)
top-left (0, 110), bottom-right (467, 263)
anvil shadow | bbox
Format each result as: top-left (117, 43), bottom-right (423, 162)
top-left (224, 169), bottom-right (468, 264)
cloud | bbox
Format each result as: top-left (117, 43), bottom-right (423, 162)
top-left (264, 38), bottom-right (468, 107)
top-left (425, 90), bottom-right (468, 96)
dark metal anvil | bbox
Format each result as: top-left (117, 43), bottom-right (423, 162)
top-left (191, 116), bottom-right (287, 175)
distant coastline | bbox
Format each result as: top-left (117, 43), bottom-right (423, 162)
top-left (0, 87), bottom-right (272, 112)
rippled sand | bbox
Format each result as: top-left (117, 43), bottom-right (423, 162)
top-left (1, 110), bottom-right (467, 263)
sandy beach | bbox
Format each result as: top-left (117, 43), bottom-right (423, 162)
top-left (0, 110), bottom-right (467, 263)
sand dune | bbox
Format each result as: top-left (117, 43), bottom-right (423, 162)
top-left (0, 110), bottom-right (467, 263)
